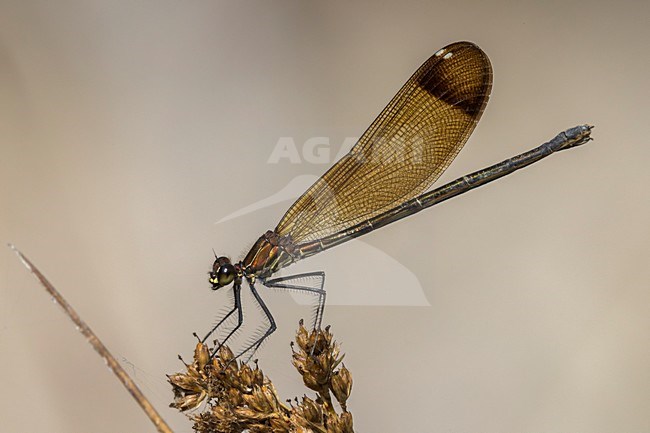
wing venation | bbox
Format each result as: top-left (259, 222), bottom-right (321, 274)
top-left (275, 41), bottom-right (493, 243)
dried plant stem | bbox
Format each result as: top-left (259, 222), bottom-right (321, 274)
top-left (9, 244), bottom-right (174, 433)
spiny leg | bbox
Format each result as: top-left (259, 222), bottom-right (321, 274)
top-left (235, 281), bottom-right (276, 362)
top-left (201, 283), bottom-right (239, 343)
top-left (201, 282), bottom-right (244, 357)
top-left (263, 272), bottom-right (326, 355)
top-left (263, 271), bottom-right (326, 331)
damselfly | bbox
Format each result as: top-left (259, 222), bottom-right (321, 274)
top-left (202, 41), bottom-right (592, 359)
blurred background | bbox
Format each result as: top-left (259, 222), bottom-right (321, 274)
top-left (1, 1), bottom-right (649, 432)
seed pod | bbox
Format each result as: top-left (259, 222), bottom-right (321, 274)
top-left (340, 412), bottom-right (353, 433)
top-left (330, 366), bottom-right (352, 404)
top-left (194, 342), bottom-right (210, 370)
top-left (301, 395), bottom-right (323, 424)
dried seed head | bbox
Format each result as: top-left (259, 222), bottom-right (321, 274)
top-left (210, 404), bottom-right (231, 421)
top-left (242, 385), bottom-right (273, 414)
top-left (226, 387), bottom-right (243, 406)
top-left (327, 412), bottom-right (354, 433)
top-left (168, 346), bottom-right (211, 412)
top-left (169, 323), bottom-right (354, 432)
top-left (233, 406), bottom-right (261, 421)
top-left (218, 345), bottom-right (235, 364)
top-left (269, 417), bottom-right (291, 433)
top-left (296, 321), bottom-right (309, 350)
top-left (168, 372), bottom-right (202, 393)
top-left (291, 320), bottom-right (349, 397)
top-left (253, 364), bottom-right (264, 386)
top-left (330, 366), bottom-right (352, 405)
top-left (169, 389), bottom-right (207, 411)
top-left (301, 396), bottom-right (323, 424)
top-left (261, 384), bottom-right (279, 412)
top-left (327, 415), bottom-right (344, 433)
top-left (239, 363), bottom-right (254, 387)
top-left (248, 424), bottom-right (272, 433)
top-left (198, 405), bottom-right (238, 433)
top-left (294, 426), bottom-right (316, 433)
top-left (297, 365), bottom-right (322, 392)
top-left (195, 342), bottom-right (211, 370)
top-left (340, 412), bottom-right (353, 433)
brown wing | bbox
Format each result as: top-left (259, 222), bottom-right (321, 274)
top-left (275, 41), bottom-right (492, 243)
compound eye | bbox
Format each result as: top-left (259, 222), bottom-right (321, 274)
top-left (217, 263), bottom-right (235, 286)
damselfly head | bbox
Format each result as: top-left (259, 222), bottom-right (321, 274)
top-left (209, 256), bottom-right (235, 289)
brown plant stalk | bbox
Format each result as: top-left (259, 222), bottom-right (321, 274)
top-left (9, 244), bottom-right (175, 433)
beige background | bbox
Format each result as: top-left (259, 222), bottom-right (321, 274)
top-left (2, 1), bottom-right (649, 432)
